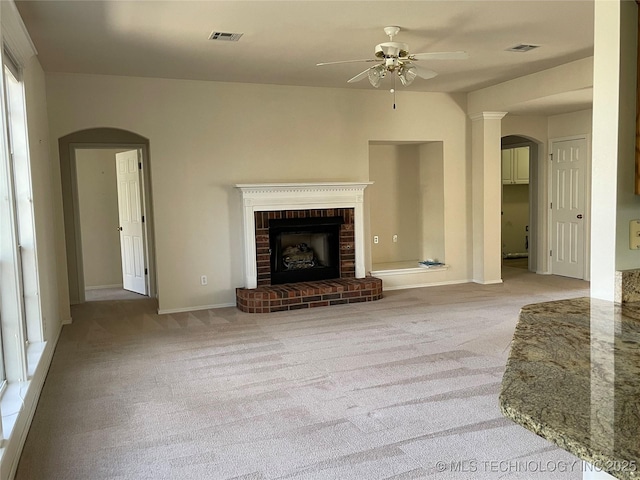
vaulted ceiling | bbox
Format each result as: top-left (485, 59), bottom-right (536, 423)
top-left (15, 1), bottom-right (594, 106)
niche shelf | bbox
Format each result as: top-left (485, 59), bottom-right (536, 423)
top-left (370, 261), bottom-right (454, 291)
top-left (371, 261), bottom-right (449, 275)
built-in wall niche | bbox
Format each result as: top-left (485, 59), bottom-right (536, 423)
top-left (368, 141), bottom-right (445, 271)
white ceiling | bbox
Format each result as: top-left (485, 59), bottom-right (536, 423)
top-left (15, 0), bottom-right (594, 111)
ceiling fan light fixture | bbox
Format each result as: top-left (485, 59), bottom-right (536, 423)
top-left (368, 64), bottom-right (386, 88)
top-left (398, 65), bottom-right (417, 86)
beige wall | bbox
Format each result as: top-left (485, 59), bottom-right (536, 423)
top-left (23, 56), bottom-right (66, 331)
top-left (45, 74), bottom-right (470, 311)
top-left (548, 109), bottom-right (592, 138)
top-left (419, 142), bottom-right (445, 262)
top-left (75, 148), bottom-right (125, 288)
top-left (468, 57), bottom-right (593, 115)
top-left (369, 144), bottom-right (420, 264)
top-left (502, 115), bottom-right (548, 143)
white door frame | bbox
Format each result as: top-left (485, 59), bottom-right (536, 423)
top-left (548, 135), bottom-right (592, 281)
top-left (70, 142), bottom-right (157, 302)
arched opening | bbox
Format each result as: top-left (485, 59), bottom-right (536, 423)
top-left (501, 134), bottom-right (542, 274)
top-left (58, 128), bottom-right (156, 304)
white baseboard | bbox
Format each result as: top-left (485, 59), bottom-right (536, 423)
top-left (472, 279), bottom-right (504, 285)
top-left (85, 284), bottom-right (123, 291)
top-left (158, 302), bottom-right (236, 315)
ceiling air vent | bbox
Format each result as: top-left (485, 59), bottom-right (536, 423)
top-left (506, 44), bottom-right (540, 53)
top-left (209, 31), bottom-right (243, 42)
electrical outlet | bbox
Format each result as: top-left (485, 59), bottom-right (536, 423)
top-left (200, 275), bottom-right (208, 286)
top-left (393, 234), bottom-right (398, 243)
top-left (630, 220), bottom-right (640, 249)
top-left (373, 236), bottom-right (379, 244)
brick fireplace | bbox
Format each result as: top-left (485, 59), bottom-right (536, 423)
top-left (234, 183), bottom-right (382, 312)
top-left (255, 208), bottom-right (354, 286)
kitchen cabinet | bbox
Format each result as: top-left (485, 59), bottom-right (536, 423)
top-left (502, 146), bottom-right (530, 185)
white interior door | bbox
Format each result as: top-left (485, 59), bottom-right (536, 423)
top-left (551, 138), bottom-right (587, 279)
top-left (115, 150), bottom-right (147, 295)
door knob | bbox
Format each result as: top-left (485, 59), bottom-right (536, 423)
top-left (117, 226), bottom-right (123, 231)
top-left (577, 214), bottom-right (583, 219)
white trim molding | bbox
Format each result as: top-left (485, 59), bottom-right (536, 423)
top-left (468, 111), bottom-right (508, 122)
top-left (1, 1), bottom-right (37, 66)
top-left (158, 302), bottom-right (237, 315)
top-left (235, 182), bottom-right (372, 289)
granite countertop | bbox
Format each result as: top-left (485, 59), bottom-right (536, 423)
top-left (500, 297), bottom-right (640, 480)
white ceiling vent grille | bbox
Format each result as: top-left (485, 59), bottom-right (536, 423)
top-left (209, 31), bottom-right (243, 42)
top-left (506, 44), bottom-right (540, 53)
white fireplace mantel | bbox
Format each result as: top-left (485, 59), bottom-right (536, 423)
top-left (235, 182), bottom-right (372, 289)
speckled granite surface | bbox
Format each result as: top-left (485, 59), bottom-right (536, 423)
top-left (500, 297), bottom-right (640, 480)
top-left (618, 269), bottom-right (640, 303)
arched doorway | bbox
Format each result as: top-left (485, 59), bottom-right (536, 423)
top-left (58, 128), bottom-right (156, 304)
top-left (501, 134), bottom-right (542, 273)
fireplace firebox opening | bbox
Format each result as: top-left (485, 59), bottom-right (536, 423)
top-left (269, 217), bottom-right (343, 284)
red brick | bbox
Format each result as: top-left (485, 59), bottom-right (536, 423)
top-left (322, 293), bottom-right (341, 300)
top-left (289, 303), bottom-right (309, 310)
top-left (282, 298), bottom-right (302, 305)
top-left (329, 299), bottom-right (348, 306)
top-left (348, 297), bottom-right (367, 303)
top-left (302, 295), bottom-right (321, 303)
top-left (341, 291), bottom-right (362, 298)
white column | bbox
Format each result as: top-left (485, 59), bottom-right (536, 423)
top-left (590, 0), bottom-right (638, 301)
top-left (354, 192), bottom-right (366, 278)
top-left (469, 111), bottom-right (507, 284)
top-left (241, 199), bottom-right (258, 289)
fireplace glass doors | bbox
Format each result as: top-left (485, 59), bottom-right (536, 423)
top-left (269, 217), bottom-right (343, 284)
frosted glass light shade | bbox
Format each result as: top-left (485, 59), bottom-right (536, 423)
top-left (368, 65), bottom-right (386, 88)
top-left (398, 65), bottom-right (417, 86)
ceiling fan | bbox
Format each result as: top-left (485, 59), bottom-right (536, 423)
top-left (317, 26), bottom-right (469, 88)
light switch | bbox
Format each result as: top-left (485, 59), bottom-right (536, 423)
top-left (630, 220), bottom-right (640, 249)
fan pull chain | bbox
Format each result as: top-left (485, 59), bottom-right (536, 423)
top-left (392, 74), bottom-right (397, 110)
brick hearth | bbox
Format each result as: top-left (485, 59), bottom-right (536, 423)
top-left (236, 277), bottom-right (382, 313)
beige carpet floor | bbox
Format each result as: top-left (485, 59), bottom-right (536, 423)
top-left (16, 268), bottom-right (589, 479)
top-left (85, 287), bottom-right (148, 302)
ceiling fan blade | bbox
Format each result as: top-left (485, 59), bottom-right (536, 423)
top-left (408, 51), bottom-right (469, 61)
top-left (413, 65), bottom-right (438, 80)
top-left (316, 59), bottom-right (378, 66)
top-left (347, 68), bottom-right (373, 83)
